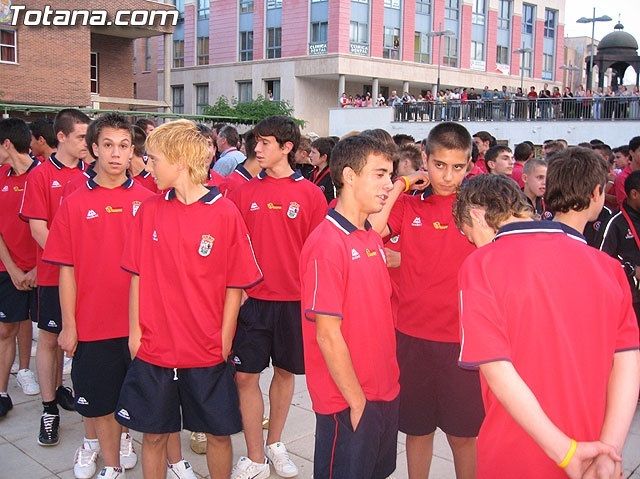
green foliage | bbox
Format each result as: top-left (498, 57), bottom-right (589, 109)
top-left (204, 95), bottom-right (304, 126)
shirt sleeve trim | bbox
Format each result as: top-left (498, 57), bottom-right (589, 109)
top-left (42, 259), bottom-right (73, 267)
top-left (228, 275), bottom-right (264, 289)
top-left (121, 266), bottom-right (139, 276)
top-left (304, 309), bottom-right (343, 322)
top-left (19, 213), bottom-right (47, 222)
top-left (458, 357), bottom-right (512, 370)
top-left (614, 345), bottom-right (640, 353)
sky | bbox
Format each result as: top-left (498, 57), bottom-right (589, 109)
top-left (564, 0), bottom-right (638, 83)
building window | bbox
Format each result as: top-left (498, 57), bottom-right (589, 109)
top-left (442, 36), bottom-right (458, 67)
top-left (542, 53), bottom-right (554, 80)
top-left (195, 84), bottom-right (209, 115)
top-left (383, 27), bottom-right (400, 59)
top-left (352, 0), bottom-right (369, 3)
top-left (197, 37), bottom-right (209, 65)
top-left (414, 32), bottom-right (431, 63)
top-left (144, 37), bottom-right (152, 71)
top-left (265, 79), bottom-right (280, 101)
top-left (522, 4), bottom-right (534, 35)
top-left (544, 9), bottom-right (556, 39)
top-left (472, 0), bottom-right (485, 25)
top-left (238, 81), bottom-right (252, 102)
top-left (496, 45), bottom-right (509, 64)
top-left (384, 0), bottom-right (400, 8)
top-left (521, 50), bottom-right (532, 76)
top-left (90, 52), bottom-right (99, 94)
top-left (240, 31), bottom-right (254, 61)
top-left (266, 27), bottom-right (281, 59)
top-left (498, 0), bottom-right (511, 30)
top-left (471, 41), bottom-right (484, 61)
top-left (173, 40), bottom-right (184, 68)
top-left (171, 0), bottom-right (185, 20)
top-left (311, 22), bottom-right (328, 43)
top-left (350, 21), bottom-right (369, 45)
top-left (239, 0), bottom-right (254, 13)
top-left (198, 0), bottom-right (210, 19)
top-left (416, 0), bottom-right (431, 15)
top-left (0, 29), bottom-right (17, 63)
top-left (266, 0), bottom-right (282, 9)
top-left (172, 85), bottom-right (184, 114)
top-left (445, 0), bottom-right (459, 20)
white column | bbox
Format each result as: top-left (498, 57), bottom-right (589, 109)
top-left (164, 33), bottom-right (172, 114)
top-left (338, 74), bottom-right (346, 97)
top-left (372, 78), bottom-right (379, 100)
top-left (403, 81), bottom-right (410, 94)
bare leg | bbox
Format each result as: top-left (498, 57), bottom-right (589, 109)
top-left (84, 417), bottom-right (98, 441)
top-left (235, 371), bottom-right (265, 463)
top-left (406, 433), bottom-right (434, 479)
top-left (55, 346), bottom-right (63, 388)
top-left (205, 434), bottom-right (232, 478)
top-left (265, 367), bottom-right (294, 446)
top-left (94, 414), bottom-right (122, 467)
top-left (36, 330), bottom-right (58, 402)
top-left (142, 433), bottom-right (170, 479)
top-left (0, 323), bottom-right (19, 391)
top-left (166, 432), bottom-right (183, 464)
top-left (17, 320), bottom-right (32, 370)
top-left (447, 434), bottom-right (477, 479)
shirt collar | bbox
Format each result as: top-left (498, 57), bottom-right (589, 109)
top-left (8, 158), bottom-right (39, 176)
top-left (326, 208), bottom-right (371, 235)
top-left (234, 164), bottom-right (253, 181)
top-left (87, 177), bottom-right (134, 190)
top-left (494, 220), bottom-right (586, 244)
top-left (164, 186), bottom-right (222, 204)
top-left (49, 154), bottom-right (85, 171)
top-left (257, 169), bottom-right (304, 181)
top-left (138, 169), bottom-right (151, 179)
top-left (420, 185), bottom-right (434, 200)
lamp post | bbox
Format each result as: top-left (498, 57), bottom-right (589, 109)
top-left (427, 23), bottom-right (455, 94)
top-left (577, 8), bottom-right (612, 89)
top-left (560, 64), bottom-right (581, 91)
top-left (515, 43), bottom-right (532, 91)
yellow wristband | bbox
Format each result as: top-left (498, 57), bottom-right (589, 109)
top-left (400, 176), bottom-right (411, 193)
top-left (558, 439), bottom-right (577, 469)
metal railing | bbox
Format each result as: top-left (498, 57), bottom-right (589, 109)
top-left (391, 97), bottom-right (640, 122)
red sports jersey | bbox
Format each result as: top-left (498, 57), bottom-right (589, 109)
top-left (133, 169), bottom-right (159, 194)
top-left (206, 170), bottom-right (225, 188)
top-left (61, 165), bottom-right (96, 200)
top-left (511, 162), bottom-right (525, 188)
top-left (0, 160), bottom-right (39, 272)
top-left (300, 209), bottom-right (400, 414)
top-left (229, 170), bottom-right (327, 300)
top-left (614, 165), bottom-right (632, 208)
top-left (219, 164), bottom-right (252, 196)
top-left (121, 187), bottom-right (263, 368)
top-left (43, 178), bottom-right (154, 341)
top-left (19, 155), bottom-right (86, 286)
top-left (459, 221), bottom-right (639, 479)
top-left (387, 189), bottom-right (475, 342)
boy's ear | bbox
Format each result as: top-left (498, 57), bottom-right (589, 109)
top-left (469, 207), bottom-right (488, 227)
top-left (591, 183), bottom-right (604, 201)
top-left (521, 173), bottom-right (529, 182)
top-left (91, 143), bottom-right (99, 158)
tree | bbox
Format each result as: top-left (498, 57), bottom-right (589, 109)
top-left (204, 95), bottom-right (304, 126)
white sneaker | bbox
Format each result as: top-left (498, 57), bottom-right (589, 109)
top-left (265, 442), bottom-right (298, 478)
top-left (16, 369), bottom-right (40, 395)
top-left (97, 466), bottom-right (125, 478)
top-left (63, 355), bottom-right (73, 375)
top-left (231, 456), bottom-right (270, 479)
top-left (73, 445), bottom-right (98, 479)
top-left (119, 433), bottom-right (137, 470)
top-left (167, 460), bottom-right (197, 479)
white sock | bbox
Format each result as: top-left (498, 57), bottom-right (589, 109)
top-left (0, 392), bottom-right (8, 397)
top-left (84, 437), bottom-right (100, 451)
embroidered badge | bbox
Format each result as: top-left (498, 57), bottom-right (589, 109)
top-left (287, 202), bottom-right (300, 219)
top-left (198, 234), bottom-right (214, 257)
top-left (132, 201), bottom-right (141, 216)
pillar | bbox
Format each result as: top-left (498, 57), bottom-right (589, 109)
top-left (372, 78), bottom-right (379, 101)
top-left (338, 74), bottom-right (346, 97)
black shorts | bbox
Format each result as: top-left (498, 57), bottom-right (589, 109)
top-left (36, 286), bottom-right (62, 334)
top-left (397, 331), bottom-right (484, 437)
top-left (115, 358), bottom-right (242, 436)
top-left (71, 337), bottom-right (130, 418)
top-left (0, 272), bottom-right (36, 323)
top-left (314, 398), bottom-right (399, 479)
top-left (231, 298), bottom-right (304, 375)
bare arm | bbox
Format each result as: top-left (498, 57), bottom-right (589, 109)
top-left (0, 233), bottom-right (27, 290)
top-left (221, 288), bottom-right (242, 360)
top-left (58, 265), bottom-right (78, 356)
top-left (29, 219), bottom-right (49, 250)
top-left (128, 275), bottom-right (141, 358)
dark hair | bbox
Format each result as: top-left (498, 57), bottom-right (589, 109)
top-left (360, 128), bottom-right (395, 147)
top-left (0, 118), bottom-right (32, 154)
top-left (472, 130), bottom-right (496, 147)
top-left (395, 143), bottom-right (423, 173)
top-left (311, 137), bottom-right (334, 163)
top-left (330, 135), bottom-right (394, 194)
top-left (132, 126), bottom-right (147, 157)
top-left (53, 108), bottom-right (90, 136)
top-left (471, 141), bottom-right (479, 163)
top-left (218, 125), bottom-right (240, 148)
top-left (514, 142), bottom-right (533, 162)
top-left (29, 118), bottom-right (57, 148)
top-left (253, 115), bottom-right (301, 167)
top-left (427, 122), bottom-right (472, 157)
top-left (629, 136), bottom-right (640, 152)
top-left (484, 145), bottom-right (512, 171)
top-left (589, 138), bottom-right (604, 146)
top-left (196, 123), bottom-right (213, 139)
top-left (577, 142), bottom-right (593, 149)
top-left (453, 174), bottom-right (533, 230)
top-left (298, 136), bottom-right (312, 154)
top-left (244, 129), bottom-right (257, 160)
top-left (545, 147), bottom-right (608, 213)
top-left (613, 145), bottom-right (630, 156)
top-left (135, 118), bottom-right (155, 131)
top-left (86, 113), bottom-right (133, 160)
top-left (624, 170), bottom-right (640, 196)
top-left (543, 140), bottom-right (564, 157)
top-left (392, 133), bottom-right (415, 146)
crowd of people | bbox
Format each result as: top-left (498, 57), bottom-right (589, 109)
top-left (0, 109), bottom-right (639, 479)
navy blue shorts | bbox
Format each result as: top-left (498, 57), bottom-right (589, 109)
top-left (231, 298), bottom-right (304, 375)
top-left (0, 272), bottom-right (36, 323)
top-left (314, 398), bottom-right (399, 479)
top-left (115, 358), bottom-right (242, 436)
top-left (397, 331), bottom-right (484, 437)
top-left (36, 286), bottom-right (62, 334)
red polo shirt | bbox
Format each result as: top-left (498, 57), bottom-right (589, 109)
top-left (61, 165), bottom-right (96, 200)
top-left (121, 187), bottom-right (263, 368)
top-left (511, 162), bottom-right (525, 188)
top-left (614, 165), bottom-right (632, 208)
top-left (133, 169), bottom-right (159, 193)
top-left (19, 155), bottom-right (86, 286)
top-left (300, 209), bottom-right (400, 414)
top-left (206, 170), bottom-right (225, 188)
top-left (459, 221), bottom-right (639, 479)
top-left (0, 160), bottom-right (39, 272)
top-left (219, 164), bottom-right (253, 196)
top-left (229, 170), bottom-right (327, 301)
top-left (43, 178), bottom-right (153, 341)
top-left (387, 188), bottom-right (475, 342)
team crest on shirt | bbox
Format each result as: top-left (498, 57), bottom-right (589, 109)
top-left (626, 229), bottom-right (634, 240)
top-left (389, 235), bottom-right (400, 244)
top-left (287, 202), bottom-right (300, 219)
top-left (198, 234), bottom-right (215, 257)
top-left (593, 221), bottom-right (601, 231)
top-left (132, 201), bottom-right (141, 216)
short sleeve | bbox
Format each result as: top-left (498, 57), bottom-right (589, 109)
top-left (42, 200), bottom-right (73, 266)
top-left (612, 262), bottom-right (640, 352)
top-left (301, 256), bottom-right (345, 321)
top-left (19, 170), bottom-right (48, 221)
top-left (458, 256), bottom-right (511, 369)
top-left (225, 206), bottom-right (263, 289)
top-left (387, 194), bottom-right (406, 238)
top-left (121, 201), bottom-right (144, 275)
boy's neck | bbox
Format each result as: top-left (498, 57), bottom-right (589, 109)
top-left (173, 179), bottom-right (210, 205)
top-left (55, 149), bottom-right (80, 168)
top-left (334, 196), bottom-right (368, 231)
top-left (523, 188), bottom-right (537, 206)
top-left (315, 162), bottom-right (328, 172)
top-left (266, 159), bottom-right (294, 179)
top-left (129, 155), bottom-right (146, 177)
top-left (244, 157), bottom-right (262, 177)
top-left (553, 211), bottom-right (589, 234)
top-left (94, 168), bottom-right (128, 189)
top-left (9, 152), bottom-right (34, 175)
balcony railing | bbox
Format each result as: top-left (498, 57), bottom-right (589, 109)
top-left (392, 97), bottom-right (640, 122)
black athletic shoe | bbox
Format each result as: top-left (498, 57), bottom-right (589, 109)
top-left (56, 386), bottom-right (75, 411)
top-left (38, 413), bottom-right (60, 446)
top-left (0, 395), bottom-right (13, 417)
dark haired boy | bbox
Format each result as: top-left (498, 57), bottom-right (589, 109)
top-left (135, 118), bottom-right (155, 136)
top-left (512, 142), bottom-right (533, 188)
top-left (471, 130), bottom-right (495, 173)
top-left (300, 135), bottom-right (400, 479)
top-left (485, 145), bottom-right (514, 176)
top-left (310, 137), bottom-right (336, 203)
top-left (44, 113), bottom-right (153, 479)
top-left (522, 158), bottom-right (548, 219)
top-left (228, 116), bottom-right (327, 479)
top-left (29, 118), bottom-right (57, 162)
top-left (454, 173), bottom-right (639, 479)
top-left (128, 125), bottom-right (158, 193)
top-left (370, 122), bottom-right (484, 479)
top-left (614, 137), bottom-right (640, 208)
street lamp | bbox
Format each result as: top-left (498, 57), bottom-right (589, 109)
top-left (577, 8), bottom-right (612, 89)
top-left (515, 43), bottom-right (532, 91)
top-left (427, 23), bottom-right (455, 94)
top-left (560, 64), bottom-right (581, 91)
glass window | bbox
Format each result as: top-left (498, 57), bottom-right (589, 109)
top-left (350, 21), bottom-right (369, 44)
top-left (266, 27), bottom-right (282, 59)
top-left (496, 45), bottom-right (509, 64)
top-left (197, 37), bottom-right (209, 65)
top-left (414, 32), bottom-right (431, 63)
top-left (445, 0), bottom-right (459, 20)
top-left (198, 0), bottom-right (209, 19)
top-left (472, 0), bottom-right (485, 25)
top-left (521, 50), bottom-right (532, 76)
top-left (383, 27), bottom-right (400, 59)
top-left (443, 36), bottom-right (458, 67)
top-left (265, 79), bottom-right (280, 101)
top-left (542, 53), bottom-right (554, 80)
top-left (195, 84), bottom-right (209, 115)
top-left (522, 4), bottom-right (534, 35)
top-left (416, 0), bottom-right (431, 15)
top-left (90, 52), bottom-right (98, 94)
top-left (384, 0), bottom-right (400, 8)
top-left (0, 29), bottom-right (17, 63)
top-left (172, 86), bottom-right (184, 114)
top-left (471, 41), bottom-right (484, 61)
top-left (544, 9), bottom-right (556, 38)
top-left (498, 0), bottom-right (511, 29)
top-left (239, 0), bottom-right (254, 13)
top-left (266, 0), bottom-right (282, 9)
top-left (352, 0), bottom-right (369, 3)
top-left (173, 40), bottom-right (184, 68)
top-left (240, 31), bottom-right (253, 61)
top-left (311, 22), bottom-right (328, 43)
top-left (144, 37), bottom-right (152, 71)
top-left (238, 81), bottom-right (252, 102)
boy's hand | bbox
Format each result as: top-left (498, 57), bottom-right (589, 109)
top-left (128, 333), bottom-right (141, 359)
top-left (384, 248), bottom-right (401, 268)
top-left (581, 453), bottom-right (621, 479)
top-left (58, 327), bottom-right (78, 357)
top-left (23, 267), bottom-right (37, 289)
top-left (564, 441), bottom-right (621, 479)
top-left (7, 266), bottom-right (28, 291)
top-left (349, 397), bottom-right (366, 432)
top-left (402, 171), bottom-right (430, 191)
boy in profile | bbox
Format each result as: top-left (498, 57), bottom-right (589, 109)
top-left (521, 158), bottom-right (548, 219)
top-left (454, 173), bottom-right (639, 479)
top-left (485, 145), bottom-right (514, 177)
top-left (116, 120), bottom-right (263, 479)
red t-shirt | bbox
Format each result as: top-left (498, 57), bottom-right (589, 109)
top-left (0, 160), bottom-right (39, 272)
top-left (19, 155), bottom-right (86, 286)
top-left (133, 169), bottom-right (160, 194)
top-left (300, 209), bottom-right (400, 414)
top-left (614, 165), bottom-right (632, 208)
top-left (121, 187), bottom-right (263, 368)
top-left (229, 170), bottom-right (327, 301)
top-left (43, 178), bottom-right (154, 341)
top-left (387, 189), bottom-right (475, 342)
top-left (459, 221), bottom-right (639, 479)
top-left (219, 164), bottom-right (252, 196)
top-left (511, 162), bottom-right (525, 188)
